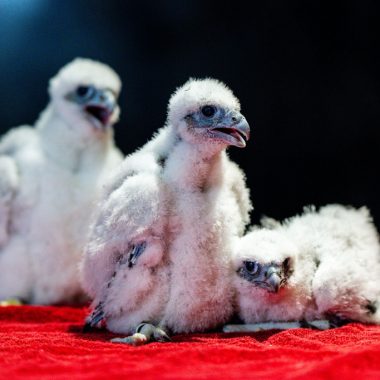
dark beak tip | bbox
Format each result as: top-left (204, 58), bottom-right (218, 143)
top-left (266, 271), bottom-right (283, 293)
top-left (237, 120), bottom-right (250, 141)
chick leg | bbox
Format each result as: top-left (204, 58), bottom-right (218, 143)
top-left (83, 242), bottom-right (149, 333)
top-left (111, 323), bottom-right (171, 346)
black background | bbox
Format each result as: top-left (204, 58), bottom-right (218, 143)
top-left (1, 0), bottom-right (379, 226)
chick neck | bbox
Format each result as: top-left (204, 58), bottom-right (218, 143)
top-left (163, 126), bottom-right (226, 192)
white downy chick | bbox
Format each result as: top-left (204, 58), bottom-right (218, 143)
top-left (232, 205), bottom-right (380, 327)
top-left (0, 58), bottom-right (123, 304)
top-left (232, 228), bottom-right (315, 324)
top-left (81, 78), bottom-right (252, 344)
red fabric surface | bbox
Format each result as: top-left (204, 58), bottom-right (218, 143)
top-left (1, 306), bottom-right (380, 379)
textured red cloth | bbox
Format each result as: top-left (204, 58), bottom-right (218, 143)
top-left (1, 306), bottom-right (380, 379)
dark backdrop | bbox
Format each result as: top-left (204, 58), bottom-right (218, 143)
top-left (1, 0), bottom-right (379, 226)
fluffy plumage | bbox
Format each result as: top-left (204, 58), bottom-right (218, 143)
top-left (81, 78), bottom-right (252, 340)
top-left (233, 205), bottom-right (380, 325)
top-left (0, 58), bottom-right (123, 304)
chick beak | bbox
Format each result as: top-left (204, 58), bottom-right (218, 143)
top-left (85, 89), bottom-right (117, 129)
top-left (231, 117), bottom-right (250, 147)
top-left (210, 111), bottom-right (250, 148)
top-left (265, 266), bottom-right (283, 293)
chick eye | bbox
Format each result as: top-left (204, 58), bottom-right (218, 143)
top-left (76, 85), bottom-right (94, 98)
top-left (243, 261), bottom-right (260, 276)
top-left (201, 105), bottom-right (216, 118)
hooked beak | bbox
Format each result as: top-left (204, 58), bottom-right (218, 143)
top-left (265, 266), bottom-right (284, 293)
top-left (209, 111), bottom-right (250, 148)
top-left (84, 89), bottom-right (117, 129)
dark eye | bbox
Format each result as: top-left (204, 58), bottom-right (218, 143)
top-left (243, 261), bottom-right (260, 276)
top-left (201, 105), bottom-right (216, 118)
top-left (76, 85), bottom-right (93, 98)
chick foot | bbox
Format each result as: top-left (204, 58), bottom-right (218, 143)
top-left (111, 323), bottom-right (171, 346)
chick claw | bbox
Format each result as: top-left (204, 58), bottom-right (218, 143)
top-left (110, 323), bottom-right (171, 345)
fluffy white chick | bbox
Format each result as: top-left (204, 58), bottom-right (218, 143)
top-left (232, 205), bottom-right (380, 327)
top-left (81, 78), bottom-right (252, 344)
top-left (232, 228), bottom-right (316, 324)
top-left (0, 58), bottom-right (123, 304)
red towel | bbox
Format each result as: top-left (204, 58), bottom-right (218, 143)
top-left (1, 306), bottom-right (380, 379)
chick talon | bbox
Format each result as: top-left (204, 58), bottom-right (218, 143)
top-left (153, 327), bottom-right (171, 342)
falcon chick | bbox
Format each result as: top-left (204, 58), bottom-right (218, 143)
top-left (232, 205), bottom-right (380, 326)
top-left (0, 58), bottom-right (123, 304)
top-left (81, 78), bottom-right (252, 344)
